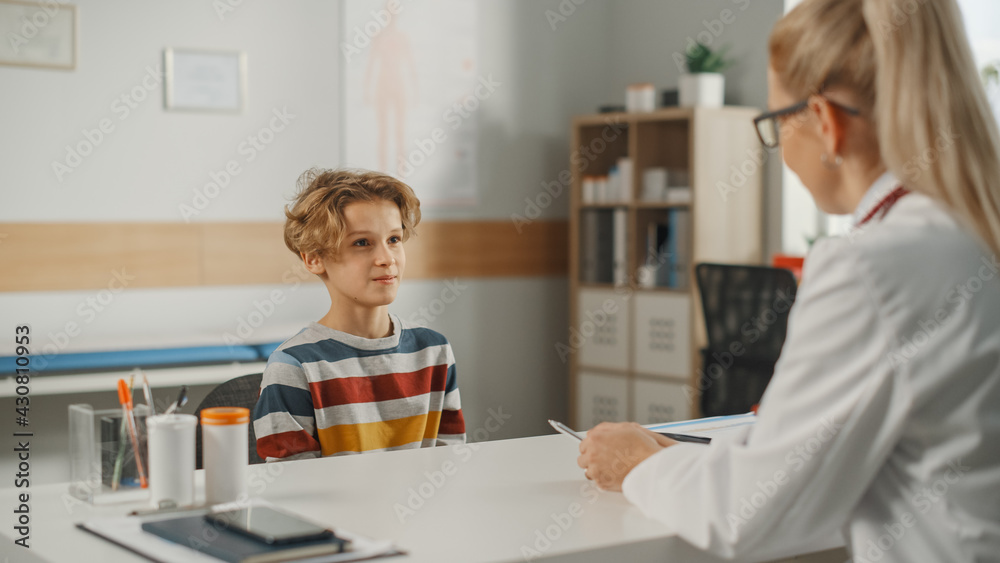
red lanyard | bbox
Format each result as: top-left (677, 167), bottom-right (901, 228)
top-left (857, 186), bottom-right (910, 226)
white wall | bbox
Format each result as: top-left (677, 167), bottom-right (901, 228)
top-left (0, 0), bottom-right (339, 222)
top-left (603, 0), bottom-right (786, 257)
top-left (1, 0), bottom-right (783, 484)
top-left (0, 0), bottom-right (612, 484)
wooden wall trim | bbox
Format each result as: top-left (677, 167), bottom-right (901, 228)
top-left (0, 220), bottom-right (568, 292)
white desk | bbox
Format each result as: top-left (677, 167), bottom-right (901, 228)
top-left (1, 435), bottom-right (844, 563)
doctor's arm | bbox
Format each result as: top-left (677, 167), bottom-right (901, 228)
top-left (620, 237), bottom-right (910, 560)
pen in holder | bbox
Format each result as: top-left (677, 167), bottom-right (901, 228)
top-left (102, 408), bottom-right (150, 489)
top-left (116, 379), bottom-right (148, 489)
top-left (69, 403), bottom-right (150, 503)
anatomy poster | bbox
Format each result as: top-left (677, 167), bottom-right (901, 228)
top-left (342, 0), bottom-right (479, 206)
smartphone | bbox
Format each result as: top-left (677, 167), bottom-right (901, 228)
top-left (204, 506), bottom-right (336, 545)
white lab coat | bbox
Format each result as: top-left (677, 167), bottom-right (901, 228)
top-left (622, 173), bottom-right (1000, 562)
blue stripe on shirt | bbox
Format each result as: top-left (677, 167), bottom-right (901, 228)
top-left (282, 326), bottom-right (450, 365)
top-left (445, 364), bottom-right (458, 394)
top-left (267, 349), bottom-right (303, 368)
top-left (255, 383), bottom-right (315, 419)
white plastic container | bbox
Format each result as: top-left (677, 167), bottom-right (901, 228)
top-left (147, 413), bottom-right (197, 509)
top-left (642, 167), bottom-right (668, 202)
top-left (626, 83), bottom-right (656, 113)
top-left (201, 407), bottom-right (249, 505)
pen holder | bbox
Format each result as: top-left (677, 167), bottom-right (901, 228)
top-left (68, 403), bottom-right (150, 504)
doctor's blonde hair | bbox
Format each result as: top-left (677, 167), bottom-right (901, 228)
top-left (770, 0), bottom-right (1000, 256)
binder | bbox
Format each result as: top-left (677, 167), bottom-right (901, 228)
top-left (667, 209), bottom-right (691, 289)
top-left (580, 210), bottom-right (614, 284)
top-left (613, 208), bottom-right (628, 286)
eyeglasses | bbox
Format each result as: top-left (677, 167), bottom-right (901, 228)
top-left (753, 97), bottom-right (861, 148)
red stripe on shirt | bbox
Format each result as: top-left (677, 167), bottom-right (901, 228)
top-left (439, 409), bottom-right (466, 435)
top-left (308, 365), bottom-right (450, 408)
top-left (257, 429), bottom-right (320, 460)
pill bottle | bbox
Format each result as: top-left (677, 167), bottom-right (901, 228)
top-left (147, 413), bottom-right (197, 509)
top-left (201, 407), bottom-right (249, 505)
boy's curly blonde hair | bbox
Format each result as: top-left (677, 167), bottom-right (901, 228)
top-left (283, 168), bottom-right (421, 257)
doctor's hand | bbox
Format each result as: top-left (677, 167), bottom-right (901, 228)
top-left (576, 422), bottom-right (676, 492)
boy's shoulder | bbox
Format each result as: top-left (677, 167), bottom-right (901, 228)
top-left (397, 316), bottom-right (452, 349)
top-left (265, 323), bottom-right (354, 368)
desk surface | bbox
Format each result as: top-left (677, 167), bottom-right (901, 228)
top-left (2, 434), bottom-right (839, 563)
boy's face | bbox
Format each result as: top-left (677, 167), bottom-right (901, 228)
top-left (303, 199), bottom-right (406, 309)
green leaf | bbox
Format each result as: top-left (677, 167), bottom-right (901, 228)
top-left (684, 42), bottom-right (734, 74)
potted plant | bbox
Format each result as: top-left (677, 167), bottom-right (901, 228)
top-left (679, 42), bottom-right (733, 108)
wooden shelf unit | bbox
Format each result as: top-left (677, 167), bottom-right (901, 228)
top-left (568, 107), bottom-right (763, 429)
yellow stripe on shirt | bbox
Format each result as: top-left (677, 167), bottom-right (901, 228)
top-left (317, 410), bottom-right (442, 455)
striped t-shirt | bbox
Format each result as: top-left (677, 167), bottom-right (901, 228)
top-left (253, 314), bottom-right (466, 461)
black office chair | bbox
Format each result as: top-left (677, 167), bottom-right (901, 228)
top-left (194, 373), bottom-right (265, 468)
top-left (695, 263), bottom-right (798, 417)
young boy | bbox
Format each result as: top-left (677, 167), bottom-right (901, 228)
top-left (253, 168), bottom-right (466, 461)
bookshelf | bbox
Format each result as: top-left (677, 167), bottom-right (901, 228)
top-left (568, 107), bottom-right (763, 429)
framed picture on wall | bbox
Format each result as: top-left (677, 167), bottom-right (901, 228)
top-left (164, 48), bottom-right (246, 113)
top-left (0, 0), bottom-right (77, 70)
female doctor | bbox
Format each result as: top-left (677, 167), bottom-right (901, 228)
top-left (577, 0), bottom-right (1000, 560)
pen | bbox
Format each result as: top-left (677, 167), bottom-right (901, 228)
top-left (548, 419), bottom-right (584, 440)
top-left (140, 371), bottom-right (155, 416)
top-left (111, 413), bottom-right (128, 491)
top-left (550, 419), bottom-right (711, 445)
top-left (117, 378), bottom-right (148, 489)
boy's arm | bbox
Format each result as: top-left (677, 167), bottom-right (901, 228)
top-left (253, 353), bottom-right (322, 462)
top-left (436, 362), bottom-right (466, 445)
